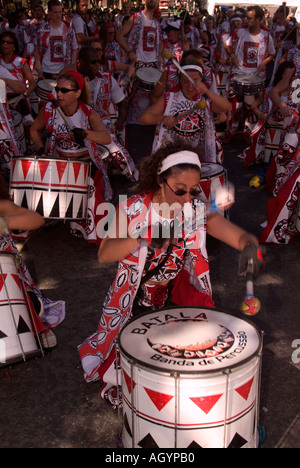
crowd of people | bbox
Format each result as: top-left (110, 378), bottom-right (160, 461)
top-left (0, 0), bottom-right (299, 407)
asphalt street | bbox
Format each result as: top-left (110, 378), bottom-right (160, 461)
top-left (0, 129), bottom-right (299, 449)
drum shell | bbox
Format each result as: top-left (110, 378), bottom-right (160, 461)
top-left (0, 253), bottom-right (39, 366)
top-left (119, 307), bottom-right (262, 449)
top-left (231, 75), bottom-right (264, 96)
top-left (135, 68), bottom-right (162, 92)
top-left (10, 157), bottom-right (90, 220)
top-left (200, 163), bottom-right (226, 201)
top-left (36, 79), bottom-right (57, 102)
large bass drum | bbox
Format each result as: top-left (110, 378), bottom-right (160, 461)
top-left (0, 252), bottom-right (41, 366)
top-left (119, 307), bottom-right (262, 448)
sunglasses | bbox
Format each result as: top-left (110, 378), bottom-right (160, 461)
top-left (90, 59), bottom-right (101, 65)
top-left (1, 40), bottom-right (14, 44)
top-left (164, 179), bottom-right (201, 197)
top-left (55, 86), bottom-right (78, 93)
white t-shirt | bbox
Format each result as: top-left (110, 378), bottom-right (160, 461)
top-left (229, 27), bottom-right (275, 75)
top-left (42, 24), bottom-right (77, 74)
top-left (136, 12), bottom-right (160, 63)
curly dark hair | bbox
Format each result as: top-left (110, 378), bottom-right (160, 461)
top-left (134, 141), bottom-right (203, 195)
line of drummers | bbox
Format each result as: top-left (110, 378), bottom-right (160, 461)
top-left (1, 1), bottom-right (300, 245)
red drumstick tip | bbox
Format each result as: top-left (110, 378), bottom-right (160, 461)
top-left (240, 295), bottom-right (261, 316)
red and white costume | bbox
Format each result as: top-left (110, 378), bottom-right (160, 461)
top-left (152, 89), bottom-right (222, 164)
top-left (78, 191), bottom-right (214, 405)
top-left (89, 73), bottom-right (138, 181)
top-left (225, 26), bottom-right (275, 140)
top-left (43, 101), bottom-right (113, 244)
top-left (34, 19), bottom-right (78, 77)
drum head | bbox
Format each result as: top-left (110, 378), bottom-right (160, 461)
top-left (201, 163), bottom-right (224, 179)
top-left (136, 67), bottom-right (162, 83)
top-left (37, 79), bottom-right (57, 100)
top-left (119, 307), bottom-right (262, 374)
top-left (233, 74), bottom-right (263, 85)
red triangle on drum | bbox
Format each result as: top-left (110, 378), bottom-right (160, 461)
top-left (269, 129), bottom-right (277, 143)
top-left (235, 377), bottom-right (254, 401)
top-left (73, 162), bottom-right (81, 183)
top-left (0, 273), bottom-right (7, 293)
top-left (56, 161), bottom-right (68, 182)
top-left (190, 394), bottom-right (223, 414)
top-left (21, 159), bottom-right (32, 179)
top-left (38, 160), bottom-right (50, 181)
top-left (143, 387), bottom-right (174, 411)
top-left (122, 369), bottom-right (136, 394)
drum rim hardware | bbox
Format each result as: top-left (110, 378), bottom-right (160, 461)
top-left (119, 305), bottom-right (263, 375)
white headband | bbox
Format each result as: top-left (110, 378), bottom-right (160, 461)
top-left (157, 151), bottom-right (201, 175)
top-left (181, 64), bottom-right (203, 76)
top-left (230, 16), bottom-right (243, 23)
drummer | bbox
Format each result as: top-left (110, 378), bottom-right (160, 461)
top-left (140, 59), bottom-right (231, 164)
top-left (78, 47), bottom-right (138, 181)
top-left (115, 0), bottom-right (163, 160)
top-left (0, 30), bottom-right (37, 154)
top-left (78, 141), bottom-right (264, 408)
top-left (29, 70), bottom-right (113, 244)
top-left (223, 5), bottom-right (275, 144)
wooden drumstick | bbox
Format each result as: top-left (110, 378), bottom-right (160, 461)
top-left (172, 99), bottom-right (206, 122)
top-left (163, 49), bottom-right (195, 85)
top-left (240, 259), bottom-right (261, 316)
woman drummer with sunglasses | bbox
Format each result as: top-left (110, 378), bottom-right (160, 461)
top-left (78, 141), bottom-right (264, 409)
top-left (30, 70), bottom-right (114, 243)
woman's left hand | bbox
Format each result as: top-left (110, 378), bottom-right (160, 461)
top-left (72, 127), bottom-right (87, 146)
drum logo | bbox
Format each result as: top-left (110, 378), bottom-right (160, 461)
top-left (146, 318), bottom-right (235, 360)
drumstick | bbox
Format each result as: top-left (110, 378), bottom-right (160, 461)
top-left (162, 50), bottom-right (195, 85)
top-left (240, 258), bottom-right (261, 316)
top-left (173, 99), bottom-right (206, 122)
top-left (47, 92), bottom-right (76, 130)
